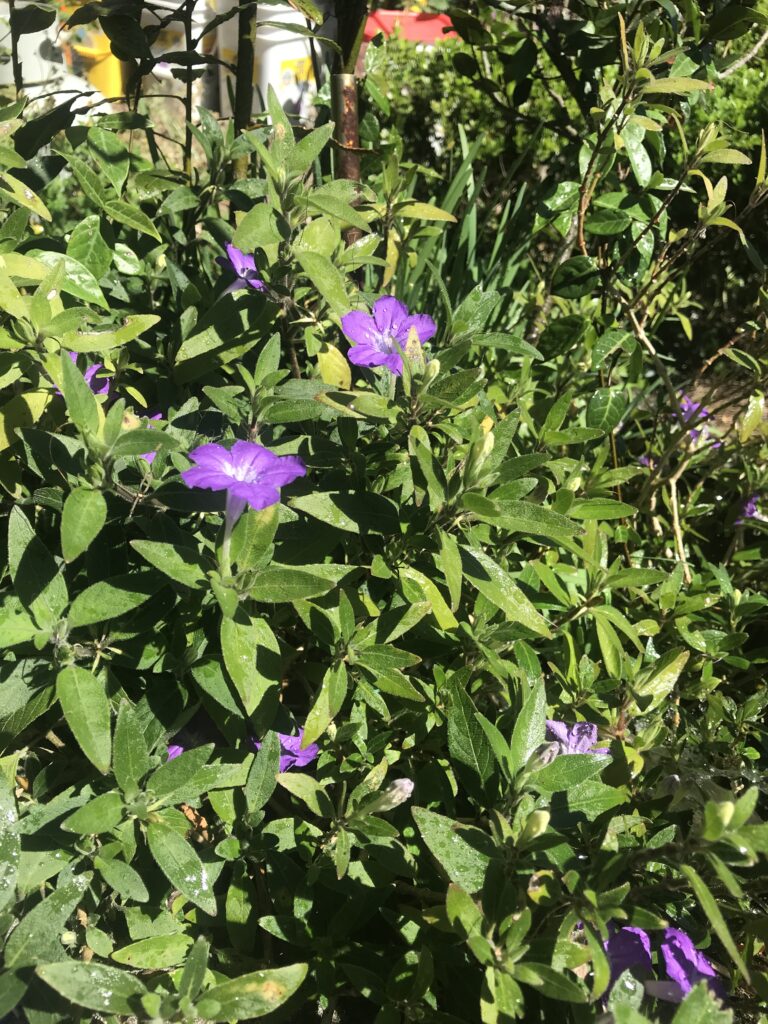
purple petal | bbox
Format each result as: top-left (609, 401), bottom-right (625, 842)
top-left (341, 310), bottom-right (379, 346)
top-left (605, 926), bottom-right (652, 988)
top-left (181, 465), bottom-right (232, 491)
top-left (372, 296), bottom-right (410, 336)
top-left (399, 313), bottom-right (437, 345)
top-left (167, 743), bottom-right (184, 760)
top-left (225, 243), bottom-right (256, 278)
top-left (348, 341), bottom-right (404, 375)
top-left (251, 729), bottom-right (319, 772)
top-left (228, 478), bottom-right (281, 511)
top-left (258, 454), bottom-right (306, 490)
top-left (186, 443), bottom-right (234, 471)
top-left (660, 928), bottom-right (722, 1001)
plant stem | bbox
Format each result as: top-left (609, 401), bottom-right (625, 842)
top-left (233, 0), bottom-right (257, 179)
top-left (7, 0), bottom-right (23, 97)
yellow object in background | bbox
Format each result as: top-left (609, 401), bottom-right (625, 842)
top-left (71, 33), bottom-right (124, 96)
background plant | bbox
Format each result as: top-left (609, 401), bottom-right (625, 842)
top-left (0, 2), bottom-right (767, 1023)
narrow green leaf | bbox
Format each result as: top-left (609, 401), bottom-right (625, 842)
top-left (36, 962), bottom-right (147, 1014)
top-left (680, 865), bottom-right (749, 981)
top-left (147, 821), bottom-right (217, 916)
top-left (196, 963), bottom-right (308, 1021)
top-left (61, 487), bottom-right (107, 562)
top-left (56, 666), bottom-right (111, 774)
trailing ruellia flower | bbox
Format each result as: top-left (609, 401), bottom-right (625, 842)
top-left (217, 243), bottom-right (267, 292)
top-left (341, 296), bottom-right (436, 375)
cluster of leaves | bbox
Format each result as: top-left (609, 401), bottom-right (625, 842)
top-left (0, 1), bottom-right (767, 1023)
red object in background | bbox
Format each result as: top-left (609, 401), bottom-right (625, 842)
top-left (363, 10), bottom-right (456, 45)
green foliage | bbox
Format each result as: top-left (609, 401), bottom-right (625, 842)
top-left (0, 2), bottom-right (766, 1023)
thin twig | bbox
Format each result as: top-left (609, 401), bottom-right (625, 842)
top-left (668, 466), bottom-right (692, 585)
top-left (720, 28), bottom-right (768, 78)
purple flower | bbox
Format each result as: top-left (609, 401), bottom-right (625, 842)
top-left (141, 413), bottom-right (163, 466)
top-left (638, 453), bottom-right (654, 468)
top-left (678, 393), bottom-right (721, 448)
top-left (167, 743), bottom-right (184, 760)
top-left (660, 927), bottom-right (724, 1003)
top-left (736, 494), bottom-right (761, 525)
top-left (605, 926), bottom-right (652, 990)
top-left (181, 440), bottom-right (305, 530)
top-left (218, 243), bottom-right (266, 292)
top-left (545, 720), bottom-right (609, 756)
top-left (252, 728), bottom-right (319, 772)
top-left (341, 296), bottom-right (437, 375)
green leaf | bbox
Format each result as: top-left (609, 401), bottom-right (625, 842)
top-left (291, 491), bottom-right (400, 535)
top-left (303, 663), bottom-right (348, 747)
top-left (36, 962), bottom-right (147, 1014)
top-left (0, 782), bottom-right (19, 914)
top-left (396, 200), bottom-right (457, 223)
top-left (585, 207), bottom-right (631, 236)
top-left (531, 754), bottom-right (611, 793)
top-left (233, 203), bottom-right (286, 251)
top-left (104, 199), bottom-right (161, 241)
top-left (145, 744), bottom-right (214, 804)
top-left (679, 865), bottom-right (749, 981)
top-left (445, 676), bottom-right (495, 793)
top-left (62, 791), bottom-right (123, 834)
top-left (569, 498), bottom-right (635, 520)
top-left (56, 665), bottom-right (111, 774)
top-left (67, 314), bottom-right (161, 353)
top-left (295, 250), bottom-right (350, 318)
top-left (68, 570), bottom-right (164, 627)
top-left (146, 821), bottom-right (217, 916)
top-left (700, 148), bottom-right (751, 166)
top-left (642, 76), bottom-right (713, 94)
top-left (587, 388), bottom-right (627, 432)
top-left (244, 730), bottom-right (281, 814)
top-left (61, 487), bottom-right (107, 562)
top-left (5, 876), bottom-right (90, 968)
top-left (288, 122), bottom-right (334, 175)
top-left (249, 564), bottom-right (353, 602)
top-left (513, 963), bottom-right (587, 1003)
top-left (7, 505), bottom-right (68, 629)
top-left (594, 612), bottom-right (624, 678)
top-left (195, 963), bottom-right (309, 1021)
top-left (67, 215), bottom-right (111, 278)
top-left (221, 614), bottom-right (281, 716)
top-left (306, 193), bottom-right (370, 232)
top-left (631, 649), bottom-right (689, 713)
top-left (94, 855), bottom-right (149, 902)
top-left (509, 680), bottom-right (546, 776)
top-left (277, 772), bottom-right (333, 817)
top-left (112, 700), bottom-right (151, 797)
top-left (61, 348), bottom-right (99, 435)
top-left (412, 807), bottom-right (493, 893)
top-left (131, 539), bottom-right (207, 588)
top-left (483, 500), bottom-right (582, 543)
top-left (111, 933), bottom-right (193, 968)
top-left (551, 256), bottom-right (599, 298)
top-left (461, 546), bottom-right (552, 637)
top-left (672, 983), bottom-right (733, 1023)
top-left (591, 328), bottom-right (633, 369)
top-left (87, 127), bottom-right (130, 193)
top-left (32, 251), bottom-right (108, 308)
top-left (179, 935), bottom-right (210, 1001)
top-left (621, 120), bottom-right (653, 188)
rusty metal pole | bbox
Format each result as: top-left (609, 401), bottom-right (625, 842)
top-left (332, 0), bottom-right (368, 246)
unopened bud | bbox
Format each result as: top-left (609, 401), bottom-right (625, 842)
top-left (356, 778), bottom-right (415, 816)
top-left (463, 432), bottom-right (495, 486)
top-left (528, 742), bottom-right (560, 772)
top-left (422, 357), bottom-right (441, 388)
top-left (519, 809), bottom-right (550, 846)
top-left (715, 800), bottom-right (735, 829)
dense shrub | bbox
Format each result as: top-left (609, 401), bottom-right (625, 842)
top-left (0, 2), bottom-right (767, 1023)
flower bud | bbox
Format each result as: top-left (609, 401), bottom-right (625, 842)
top-left (356, 778), bottom-right (415, 816)
top-left (463, 432), bottom-right (495, 487)
top-left (421, 357), bottom-right (441, 388)
top-left (519, 809), bottom-right (550, 846)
